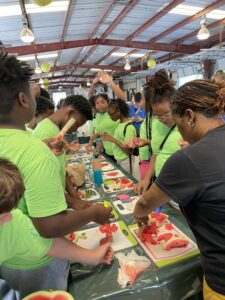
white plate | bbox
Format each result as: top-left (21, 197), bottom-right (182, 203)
top-left (101, 162), bottom-right (115, 172)
top-left (103, 170), bottom-right (124, 180)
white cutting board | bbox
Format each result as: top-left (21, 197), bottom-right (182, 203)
top-left (73, 221), bottom-right (137, 252)
top-left (113, 196), bottom-right (139, 215)
top-left (130, 223), bottom-right (199, 268)
top-left (102, 178), bottom-right (134, 194)
top-left (103, 170), bottom-right (124, 180)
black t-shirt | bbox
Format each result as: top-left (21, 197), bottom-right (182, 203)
top-left (156, 124), bottom-right (225, 295)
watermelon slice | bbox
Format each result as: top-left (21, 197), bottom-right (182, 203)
top-left (101, 163), bottom-right (108, 167)
top-left (106, 171), bottom-right (119, 177)
top-left (149, 212), bottom-right (168, 227)
top-left (120, 178), bottom-right (131, 185)
top-left (163, 237), bottom-right (189, 250)
top-left (157, 233), bottom-right (173, 242)
top-left (23, 291), bottom-right (74, 300)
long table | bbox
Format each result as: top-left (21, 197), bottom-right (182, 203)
top-left (68, 152), bottom-right (203, 300)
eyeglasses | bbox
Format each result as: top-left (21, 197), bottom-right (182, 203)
top-left (152, 111), bottom-right (171, 120)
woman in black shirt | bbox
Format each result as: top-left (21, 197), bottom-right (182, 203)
top-left (134, 80), bottom-right (225, 299)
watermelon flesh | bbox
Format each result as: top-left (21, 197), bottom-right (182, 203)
top-left (23, 291), bottom-right (74, 300)
top-left (149, 212), bottom-right (168, 227)
top-left (99, 235), bottom-right (113, 245)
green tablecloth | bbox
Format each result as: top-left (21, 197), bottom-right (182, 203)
top-left (68, 154), bottom-right (203, 300)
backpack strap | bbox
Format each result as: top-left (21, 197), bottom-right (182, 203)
top-left (159, 124), bottom-right (176, 151)
top-left (123, 122), bottom-right (134, 137)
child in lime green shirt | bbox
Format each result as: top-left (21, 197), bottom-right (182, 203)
top-left (33, 95), bottom-right (93, 211)
top-left (102, 99), bottom-right (136, 173)
top-left (89, 94), bottom-right (117, 160)
top-left (0, 158), bottom-right (113, 299)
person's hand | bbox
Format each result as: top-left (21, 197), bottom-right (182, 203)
top-left (178, 138), bottom-right (189, 149)
top-left (101, 132), bottom-right (114, 143)
top-left (44, 138), bottom-right (68, 156)
top-left (133, 212), bottom-right (149, 228)
top-left (133, 137), bottom-right (150, 148)
top-left (123, 137), bottom-right (136, 149)
top-left (93, 203), bottom-right (113, 224)
top-left (134, 179), bottom-right (149, 195)
top-left (98, 71), bottom-right (112, 85)
top-left (72, 199), bottom-right (92, 210)
top-left (92, 76), bottom-right (99, 85)
top-left (93, 242), bottom-right (113, 265)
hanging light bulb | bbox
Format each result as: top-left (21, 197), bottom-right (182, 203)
top-left (197, 18), bottom-right (210, 40)
top-left (20, 26), bottom-right (35, 43)
top-left (35, 62), bottom-right (42, 74)
top-left (79, 84), bottom-right (82, 89)
top-left (39, 78), bottom-right (44, 85)
top-left (124, 59), bottom-right (131, 71)
top-left (86, 78), bottom-right (91, 86)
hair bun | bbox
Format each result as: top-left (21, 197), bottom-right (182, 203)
top-left (147, 69), bottom-right (175, 94)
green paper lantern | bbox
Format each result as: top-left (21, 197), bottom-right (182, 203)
top-left (147, 59), bottom-right (156, 69)
top-left (41, 63), bottom-right (51, 73)
top-left (43, 78), bottom-right (49, 85)
top-left (44, 84), bottom-right (48, 91)
top-left (32, 0), bottom-right (53, 6)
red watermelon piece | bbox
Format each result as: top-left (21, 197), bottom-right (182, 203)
top-left (165, 222), bottom-right (174, 230)
top-left (99, 235), bottom-right (113, 245)
top-left (23, 291), bottom-right (74, 300)
top-left (163, 237), bottom-right (189, 251)
top-left (99, 224), bottom-right (118, 235)
top-left (157, 233), bottom-right (173, 242)
top-left (149, 212), bottom-right (168, 227)
top-left (106, 171), bottom-right (119, 177)
top-left (68, 233), bottom-right (75, 242)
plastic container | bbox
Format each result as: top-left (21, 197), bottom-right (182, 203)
top-left (93, 170), bottom-right (103, 185)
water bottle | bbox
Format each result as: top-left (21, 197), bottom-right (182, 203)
top-left (93, 169), bottom-right (103, 185)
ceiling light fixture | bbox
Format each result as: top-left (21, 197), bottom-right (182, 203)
top-left (197, 18), bottom-right (210, 40)
top-left (20, 26), bottom-right (35, 43)
top-left (124, 59), bottom-right (131, 71)
top-left (34, 62), bottom-right (42, 74)
top-left (86, 78), bottom-right (91, 86)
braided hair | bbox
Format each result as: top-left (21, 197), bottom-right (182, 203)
top-left (171, 80), bottom-right (225, 118)
top-left (143, 69), bottom-right (176, 140)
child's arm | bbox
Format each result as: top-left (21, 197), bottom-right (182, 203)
top-left (134, 154), bottom-right (157, 194)
top-left (47, 238), bottom-right (113, 265)
top-left (102, 132), bottom-right (132, 155)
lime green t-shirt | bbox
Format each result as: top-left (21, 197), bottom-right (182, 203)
top-left (112, 121), bottom-right (136, 161)
top-left (139, 118), bottom-right (152, 161)
top-left (151, 119), bottom-right (181, 177)
top-left (0, 129), bottom-right (67, 218)
top-left (33, 118), bottom-right (67, 189)
top-left (0, 209), bottom-right (52, 270)
top-left (95, 112), bottom-right (117, 156)
top-left (155, 126), bottom-right (181, 177)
